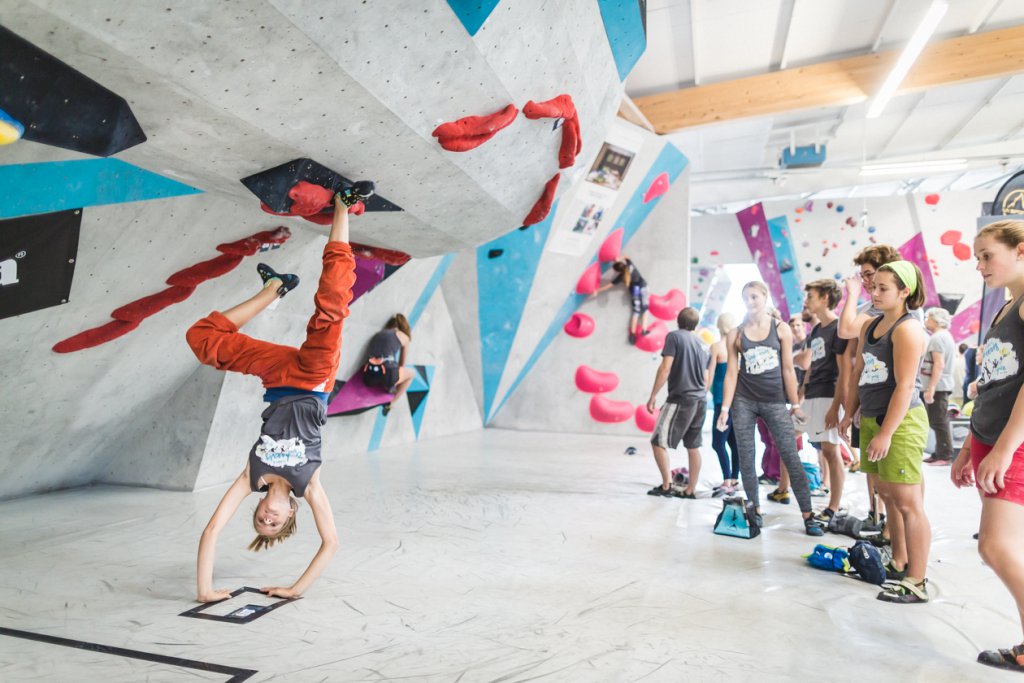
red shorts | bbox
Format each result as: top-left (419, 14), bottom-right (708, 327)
top-left (971, 435), bottom-right (1024, 507)
top-left (185, 242), bottom-right (355, 392)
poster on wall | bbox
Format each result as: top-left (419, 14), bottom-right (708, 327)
top-left (547, 130), bottom-right (644, 256)
top-left (0, 209), bottom-right (81, 320)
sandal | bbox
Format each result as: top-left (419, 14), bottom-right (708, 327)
top-left (978, 644), bottom-right (1024, 671)
top-left (877, 578), bottom-right (928, 604)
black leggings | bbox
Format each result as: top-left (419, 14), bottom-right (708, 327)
top-left (712, 402), bottom-right (739, 480)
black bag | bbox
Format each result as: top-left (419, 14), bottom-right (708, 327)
top-left (847, 540), bottom-right (886, 585)
top-left (828, 513), bottom-right (864, 539)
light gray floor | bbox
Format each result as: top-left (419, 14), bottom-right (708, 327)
top-left (0, 428), bottom-right (1017, 682)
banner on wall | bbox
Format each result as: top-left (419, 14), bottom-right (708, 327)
top-left (0, 209), bottom-right (80, 320)
top-left (547, 128), bottom-right (644, 256)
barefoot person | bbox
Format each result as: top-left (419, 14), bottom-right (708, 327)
top-left (186, 186), bottom-right (371, 601)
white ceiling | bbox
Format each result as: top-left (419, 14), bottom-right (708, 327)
top-left (626, 0), bottom-right (1024, 210)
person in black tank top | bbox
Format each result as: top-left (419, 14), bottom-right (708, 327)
top-left (362, 313), bottom-right (414, 415)
top-left (841, 261), bottom-right (930, 604)
top-left (950, 221), bottom-right (1024, 672)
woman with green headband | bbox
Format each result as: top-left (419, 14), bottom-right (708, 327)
top-left (840, 259), bottom-right (931, 604)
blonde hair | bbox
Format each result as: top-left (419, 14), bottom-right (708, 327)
top-left (977, 219), bottom-right (1024, 249)
top-left (716, 312), bottom-right (737, 336)
top-left (740, 281), bottom-right (771, 328)
top-left (249, 496), bottom-right (299, 552)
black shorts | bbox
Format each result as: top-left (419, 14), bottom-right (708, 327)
top-left (651, 397), bottom-right (707, 449)
top-left (363, 361), bottom-right (399, 392)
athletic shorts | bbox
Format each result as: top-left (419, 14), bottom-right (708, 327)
top-left (651, 397), bottom-right (707, 449)
top-left (630, 284), bottom-right (649, 314)
top-left (363, 360), bottom-right (399, 392)
top-left (859, 405), bottom-right (928, 484)
top-left (802, 397), bottom-right (843, 445)
top-left (971, 435), bottom-right (1024, 507)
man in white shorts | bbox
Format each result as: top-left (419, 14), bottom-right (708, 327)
top-left (801, 279), bottom-right (852, 522)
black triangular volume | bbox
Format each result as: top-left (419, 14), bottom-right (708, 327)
top-left (406, 391), bottom-right (427, 416)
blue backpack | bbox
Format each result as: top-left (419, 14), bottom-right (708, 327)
top-left (848, 540), bottom-right (886, 585)
top-left (805, 544), bottom-right (851, 573)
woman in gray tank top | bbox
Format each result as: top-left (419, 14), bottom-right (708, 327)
top-left (950, 221), bottom-right (1024, 673)
top-left (717, 281), bottom-right (824, 537)
top-left (841, 261), bottom-right (930, 605)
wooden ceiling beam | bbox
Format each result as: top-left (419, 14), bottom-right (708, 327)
top-left (633, 24), bottom-right (1024, 134)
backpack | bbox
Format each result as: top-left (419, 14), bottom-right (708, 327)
top-left (713, 497), bottom-right (760, 539)
top-left (805, 544), bottom-right (851, 573)
top-left (828, 513), bottom-right (864, 539)
top-left (847, 540), bottom-right (886, 585)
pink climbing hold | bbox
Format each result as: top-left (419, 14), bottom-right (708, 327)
top-left (953, 242), bottom-right (972, 261)
top-left (589, 395), bottom-right (634, 423)
top-left (649, 289), bottom-right (687, 321)
top-left (643, 172), bottom-right (670, 203)
top-left (635, 404), bottom-right (659, 433)
top-left (925, 193), bottom-right (941, 206)
top-left (940, 230), bottom-right (962, 246)
top-left (635, 320), bottom-right (669, 352)
top-left (564, 312), bottom-right (595, 338)
top-left (598, 228), bottom-right (624, 262)
top-left (575, 262), bottom-right (601, 295)
top-left (710, 250), bottom-right (720, 256)
top-left (575, 365), bottom-right (619, 393)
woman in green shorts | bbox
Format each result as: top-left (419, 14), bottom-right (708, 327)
top-left (841, 261), bottom-right (930, 603)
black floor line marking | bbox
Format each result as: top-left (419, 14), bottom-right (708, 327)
top-left (179, 586), bottom-right (297, 624)
top-left (0, 626), bottom-right (257, 682)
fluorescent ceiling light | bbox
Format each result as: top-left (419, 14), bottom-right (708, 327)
top-left (860, 158), bottom-right (967, 176)
top-left (866, 0), bottom-right (948, 119)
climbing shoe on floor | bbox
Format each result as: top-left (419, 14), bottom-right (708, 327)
top-left (884, 562), bottom-right (907, 582)
top-left (647, 485), bottom-right (673, 497)
top-left (767, 489), bottom-right (791, 504)
top-left (978, 644), bottom-right (1024, 672)
top-left (257, 263), bottom-right (300, 297)
top-left (804, 516), bottom-right (825, 537)
top-left (877, 578), bottom-right (928, 604)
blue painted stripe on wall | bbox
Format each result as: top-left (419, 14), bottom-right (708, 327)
top-left (596, 0), bottom-right (647, 81)
top-left (478, 208), bottom-right (556, 422)
top-left (767, 216), bottom-right (805, 317)
top-left (446, 0), bottom-right (501, 36)
top-left (0, 159), bottom-right (201, 218)
top-left (489, 142), bottom-right (689, 422)
top-left (368, 255), bottom-right (453, 452)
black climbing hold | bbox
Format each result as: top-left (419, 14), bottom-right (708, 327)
top-left (240, 158), bottom-right (403, 214)
top-left (487, 249), bottom-right (503, 259)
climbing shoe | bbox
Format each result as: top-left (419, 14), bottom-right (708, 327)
top-left (813, 508), bottom-right (836, 525)
top-left (767, 489), bottom-right (791, 504)
top-left (877, 578), bottom-right (928, 604)
top-left (978, 644), bottom-right (1024, 672)
top-left (884, 562), bottom-right (907, 582)
top-left (804, 516), bottom-right (826, 537)
top-left (335, 180), bottom-right (376, 207)
top-left (257, 263), bottom-right (300, 298)
top-left (647, 484), bottom-right (673, 497)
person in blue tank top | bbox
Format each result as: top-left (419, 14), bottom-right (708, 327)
top-left (841, 260), bottom-right (930, 604)
top-left (709, 313), bottom-right (739, 491)
top-left (950, 220), bottom-right (1024, 673)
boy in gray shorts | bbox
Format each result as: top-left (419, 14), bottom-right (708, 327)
top-left (646, 307), bottom-right (712, 499)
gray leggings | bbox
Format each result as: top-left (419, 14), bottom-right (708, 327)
top-left (731, 397), bottom-right (812, 513)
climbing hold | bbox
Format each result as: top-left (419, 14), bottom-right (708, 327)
top-left (564, 312), bottom-right (595, 338)
top-left (643, 172), bottom-right (670, 203)
top-left (523, 94), bottom-right (581, 168)
top-left (691, 257), bottom-right (699, 264)
top-left (431, 103), bottom-right (519, 152)
top-left (523, 173), bottom-right (560, 225)
top-left (487, 248), bottom-right (504, 259)
top-left (846, 217), bottom-right (856, 227)
top-left (635, 320), bottom-right (669, 352)
top-left (624, 446), bottom-right (638, 456)
top-left (710, 250), bottom-right (719, 257)
top-left (804, 200), bottom-right (814, 212)
top-left (940, 230), bottom-right (962, 246)
top-left (598, 228), bottom-right (624, 262)
top-left (575, 365), bottom-right (620, 393)
top-left (589, 394), bottom-right (634, 423)
top-left (868, 226), bottom-right (877, 233)
top-left (635, 404), bottom-right (659, 433)
top-left (0, 108), bottom-right (24, 145)
top-left (751, 205), bottom-right (761, 216)
top-left (925, 193), bottom-right (940, 206)
top-left (795, 207), bottom-right (804, 214)
top-left (697, 328), bottom-right (715, 345)
top-left (575, 262), bottom-right (601, 295)
top-left (649, 289), bottom-right (687, 320)
top-left (834, 273), bottom-right (842, 280)
top-left (836, 205), bottom-right (845, 212)
top-left (827, 201), bottom-right (834, 209)
top-left (795, 218), bottom-right (802, 223)
top-left (953, 242), bottom-right (972, 261)
top-left (815, 266), bottom-right (822, 272)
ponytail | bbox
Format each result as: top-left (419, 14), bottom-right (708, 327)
top-left (386, 313), bottom-right (411, 340)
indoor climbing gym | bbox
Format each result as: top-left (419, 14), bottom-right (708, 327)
top-left (6, 1), bottom-right (1024, 680)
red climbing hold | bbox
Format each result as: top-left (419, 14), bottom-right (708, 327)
top-left (431, 103), bottom-right (519, 152)
top-left (649, 289), bottom-right (687, 321)
top-left (940, 230), bottom-right (962, 246)
top-left (643, 172), bottom-right (670, 203)
top-left (575, 365), bottom-right (620, 393)
top-left (167, 253), bottom-right (244, 288)
top-left (523, 173), bottom-right (560, 225)
top-left (575, 262), bottom-right (601, 295)
top-left (589, 394), bottom-right (634, 423)
top-left (953, 242), bottom-right (972, 261)
top-left (523, 94), bottom-right (580, 169)
top-left (217, 227), bottom-right (291, 256)
top-left (351, 243), bottom-right (411, 266)
top-left (635, 404), bottom-right (659, 433)
top-left (598, 228), bottom-right (623, 262)
top-left (53, 319), bottom-right (141, 353)
top-left (564, 312), bottom-right (595, 338)
top-left (925, 193), bottom-right (940, 206)
top-left (111, 285), bottom-right (197, 323)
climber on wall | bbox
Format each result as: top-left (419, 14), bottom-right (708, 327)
top-left (592, 256), bottom-right (650, 344)
top-left (184, 183), bottom-right (372, 602)
top-left (362, 313), bottom-right (415, 416)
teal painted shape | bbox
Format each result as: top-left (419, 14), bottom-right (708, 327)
top-left (490, 143), bottom-right (689, 423)
top-left (768, 216), bottom-right (805, 317)
top-left (478, 207), bottom-right (556, 422)
top-left (0, 158), bottom-right (201, 218)
top-left (446, 0), bottom-right (501, 36)
top-left (408, 365), bottom-right (435, 439)
top-left (368, 257), bottom-right (451, 452)
top-left (597, 0), bottom-right (647, 81)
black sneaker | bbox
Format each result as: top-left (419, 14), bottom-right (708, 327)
top-left (647, 485), bottom-right (673, 497)
top-left (257, 263), bottom-right (300, 297)
top-left (335, 180), bottom-right (376, 207)
top-left (804, 516), bottom-right (825, 537)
